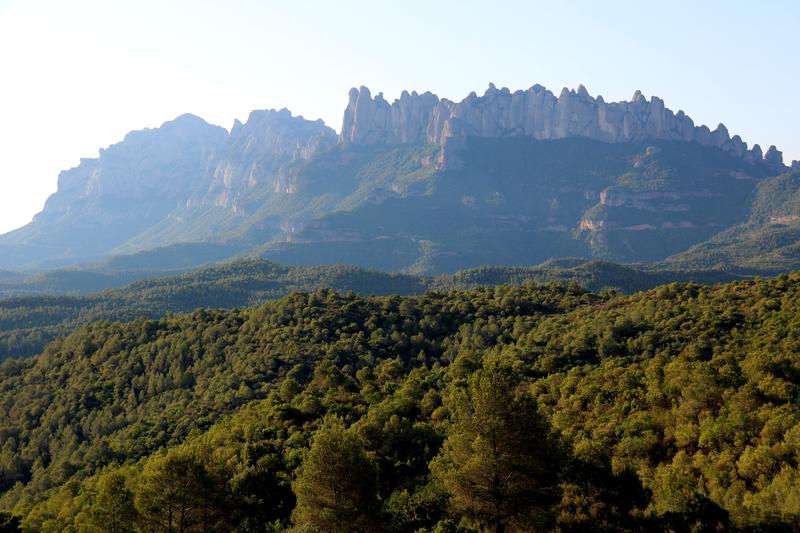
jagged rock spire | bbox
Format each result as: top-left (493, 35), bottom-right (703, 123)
top-left (340, 83), bottom-right (783, 171)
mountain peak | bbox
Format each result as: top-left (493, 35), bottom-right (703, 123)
top-left (189, 106), bottom-right (337, 211)
top-left (765, 145), bottom-right (784, 171)
top-left (169, 112), bottom-right (208, 124)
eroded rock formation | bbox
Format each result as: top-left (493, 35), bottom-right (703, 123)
top-left (37, 114), bottom-right (228, 224)
top-left (192, 109), bottom-right (336, 209)
top-left (340, 83), bottom-right (785, 171)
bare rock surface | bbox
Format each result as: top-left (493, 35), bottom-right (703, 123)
top-left (340, 83), bottom-right (784, 171)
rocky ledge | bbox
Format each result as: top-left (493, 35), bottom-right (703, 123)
top-left (340, 83), bottom-right (786, 172)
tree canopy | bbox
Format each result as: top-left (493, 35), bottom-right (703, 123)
top-left (1, 275), bottom-right (800, 530)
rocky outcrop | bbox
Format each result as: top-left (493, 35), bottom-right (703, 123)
top-left (192, 109), bottom-right (336, 210)
top-left (36, 114), bottom-right (228, 224)
top-left (0, 114), bottom-right (229, 264)
top-left (764, 145), bottom-right (785, 172)
top-left (31, 109), bottom-right (337, 224)
top-left (340, 83), bottom-right (784, 172)
top-left (599, 189), bottom-right (721, 209)
top-left (792, 160), bottom-right (800, 172)
top-left (340, 87), bottom-right (440, 144)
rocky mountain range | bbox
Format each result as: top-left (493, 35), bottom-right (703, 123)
top-left (1, 82), bottom-right (798, 274)
top-left (340, 84), bottom-right (787, 171)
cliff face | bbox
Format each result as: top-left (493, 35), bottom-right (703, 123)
top-left (0, 115), bottom-right (229, 265)
top-left (36, 114), bottom-right (228, 224)
top-left (1, 109), bottom-right (338, 265)
top-left (191, 109), bottom-right (337, 210)
top-left (340, 87), bottom-right (440, 145)
top-left (1, 81), bottom-right (794, 271)
top-left (340, 83), bottom-right (786, 172)
top-left (34, 109), bottom-right (338, 224)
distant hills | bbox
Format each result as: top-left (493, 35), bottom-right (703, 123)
top-left (1, 82), bottom-right (799, 274)
top-left (0, 257), bottom-right (743, 361)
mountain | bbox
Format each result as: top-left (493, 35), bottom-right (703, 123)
top-left (1, 83), bottom-right (796, 273)
top-left (340, 84), bottom-right (782, 170)
top-left (0, 115), bottom-right (228, 269)
top-left (0, 109), bottom-right (334, 269)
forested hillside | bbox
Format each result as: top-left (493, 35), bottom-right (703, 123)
top-left (1, 274), bottom-right (800, 530)
top-left (0, 259), bottom-right (738, 362)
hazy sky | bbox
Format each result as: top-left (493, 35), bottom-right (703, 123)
top-left (1, 0), bottom-right (798, 234)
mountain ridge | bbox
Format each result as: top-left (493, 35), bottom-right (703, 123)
top-left (1, 81), bottom-right (797, 274)
top-left (340, 83), bottom-right (789, 172)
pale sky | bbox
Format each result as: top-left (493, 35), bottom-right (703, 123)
top-left (1, 0), bottom-right (798, 234)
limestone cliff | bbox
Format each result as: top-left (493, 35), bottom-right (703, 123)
top-left (191, 109), bottom-right (336, 210)
top-left (340, 87), bottom-right (440, 145)
top-left (36, 114), bottom-right (227, 224)
top-left (340, 83), bottom-right (785, 171)
top-left (0, 114), bottom-right (229, 265)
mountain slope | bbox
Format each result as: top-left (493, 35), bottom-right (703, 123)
top-left (664, 170), bottom-right (800, 272)
top-left (0, 83), bottom-right (793, 273)
top-left (0, 110), bottom-right (336, 269)
top-left (261, 137), bottom-right (770, 272)
top-left (0, 115), bottom-right (228, 269)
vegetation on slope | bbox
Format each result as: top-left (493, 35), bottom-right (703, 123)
top-left (1, 275), bottom-right (800, 530)
top-left (262, 138), bottom-right (770, 272)
top-left (0, 259), bottom-right (740, 362)
top-left (664, 170), bottom-right (800, 272)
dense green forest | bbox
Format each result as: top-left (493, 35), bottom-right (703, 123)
top-left (0, 258), bottom-right (739, 361)
top-left (1, 273), bottom-right (799, 530)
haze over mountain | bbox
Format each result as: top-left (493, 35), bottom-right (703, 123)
top-left (1, 82), bottom-right (797, 274)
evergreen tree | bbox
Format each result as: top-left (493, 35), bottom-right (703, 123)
top-left (431, 359), bottom-right (562, 532)
top-left (134, 448), bottom-right (229, 532)
top-left (87, 470), bottom-right (137, 533)
top-left (292, 417), bottom-right (379, 532)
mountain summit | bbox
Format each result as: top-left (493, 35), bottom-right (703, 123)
top-left (1, 83), bottom-right (797, 273)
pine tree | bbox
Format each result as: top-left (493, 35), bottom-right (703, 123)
top-left (134, 447), bottom-right (229, 532)
top-left (86, 470), bottom-right (137, 533)
top-left (292, 417), bottom-right (379, 532)
top-left (431, 359), bottom-right (562, 532)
